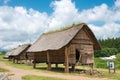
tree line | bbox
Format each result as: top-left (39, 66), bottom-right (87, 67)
top-left (95, 37), bottom-right (120, 57)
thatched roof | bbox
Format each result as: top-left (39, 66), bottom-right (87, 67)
top-left (27, 23), bottom-right (101, 52)
top-left (3, 49), bottom-right (16, 59)
top-left (10, 44), bottom-right (31, 56)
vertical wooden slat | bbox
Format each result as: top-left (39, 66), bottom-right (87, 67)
top-left (47, 51), bottom-right (51, 70)
top-left (65, 46), bottom-right (69, 73)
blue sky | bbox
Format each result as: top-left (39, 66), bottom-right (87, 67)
top-left (0, 0), bottom-right (115, 13)
top-left (0, 0), bottom-right (120, 50)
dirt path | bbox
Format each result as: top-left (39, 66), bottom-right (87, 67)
top-left (0, 61), bottom-right (109, 80)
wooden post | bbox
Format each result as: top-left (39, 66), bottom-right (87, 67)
top-left (71, 65), bottom-right (75, 72)
top-left (33, 62), bottom-right (36, 68)
top-left (65, 47), bottom-right (69, 73)
top-left (16, 60), bottom-right (18, 64)
top-left (90, 63), bottom-right (94, 75)
top-left (13, 58), bottom-right (15, 63)
top-left (33, 53), bottom-right (36, 68)
top-left (55, 64), bottom-right (58, 68)
top-left (20, 59), bottom-right (22, 64)
top-left (30, 59), bottom-right (32, 64)
top-left (47, 51), bottom-right (51, 70)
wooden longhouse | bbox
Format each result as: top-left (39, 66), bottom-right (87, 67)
top-left (27, 23), bottom-right (101, 73)
top-left (8, 44), bottom-right (31, 63)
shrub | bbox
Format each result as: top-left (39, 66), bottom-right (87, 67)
top-left (95, 48), bottom-right (118, 57)
top-left (94, 58), bottom-right (107, 69)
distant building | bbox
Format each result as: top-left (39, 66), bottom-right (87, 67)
top-left (3, 44), bottom-right (31, 63)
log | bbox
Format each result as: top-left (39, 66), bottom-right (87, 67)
top-left (65, 47), bottom-right (69, 73)
top-left (47, 51), bottom-right (51, 70)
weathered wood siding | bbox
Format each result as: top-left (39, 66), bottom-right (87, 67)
top-left (69, 28), bottom-right (94, 65)
top-left (34, 52), bottom-right (47, 63)
top-left (49, 48), bottom-right (65, 63)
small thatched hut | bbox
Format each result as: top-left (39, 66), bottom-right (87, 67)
top-left (3, 49), bottom-right (15, 60)
top-left (9, 44), bottom-right (31, 63)
top-left (27, 23), bottom-right (101, 73)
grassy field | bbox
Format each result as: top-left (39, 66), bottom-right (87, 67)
top-left (1, 53), bottom-right (120, 80)
top-left (94, 58), bottom-right (120, 80)
top-left (22, 75), bottom-right (66, 80)
top-left (94, 58), bottom-right (107, 69)
top-left (0, 67), bottom-right (9, 72)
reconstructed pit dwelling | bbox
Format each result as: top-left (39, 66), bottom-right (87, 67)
top-left (27, 23), bottom-right (101, 73)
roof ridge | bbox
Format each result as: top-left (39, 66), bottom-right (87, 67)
top-left (43, 23), bottom-right (84, 35)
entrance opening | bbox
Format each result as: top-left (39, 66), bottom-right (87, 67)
top-left (76, 49), bottom-right (80, 62)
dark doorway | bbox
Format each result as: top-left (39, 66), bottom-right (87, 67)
top-left (76, 49), bottom-right (80, 62)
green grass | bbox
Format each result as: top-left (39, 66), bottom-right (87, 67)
top-left (1, 53), bottom-right (120, 80)
top-left (22, 75), bottom-right (67, 80)
top-left (94, 57), bottom-right (120, 70)
top-left (44, 22), bottom-right (80, 34)
top-left (0, 54), bottom-right (9, 72)
top-left (0, 53), bottom-right (64, 73)
top-left (0, 67), bottom-right (9, 72)
top-left (95, 69), bottom-right (120, 80)
top-left (94, 58), bottom-right (120, 79)
top-left (0, 54), bottom-right (36, 71)
top-left (94, 58), bottom-right (108, 69)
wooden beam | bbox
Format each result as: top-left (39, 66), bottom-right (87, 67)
top-left (55, 64), bottom-right (58, 68)
top-left (13, 58), bottom-right (15, 63)
top-left (65, 47), bottom-right (69, 73)
top-left (33, 62), bottom-right (36, 68)
top-left (47, 51), bottom-right (51, 70)
top-left (33, 53), bottom-right (36, 68)
top-left (90, 63), bottom-right (94, 75)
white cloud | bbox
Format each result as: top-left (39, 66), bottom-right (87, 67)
top-left (48, 0), bottom-right (79, 30)
top-left (0, 6), bottom-right (49, 50)
top-left (89, 23), bottom-right (120, 39)
top-left (0, 0), bottom-right (120, 50)
top-left (115, 0), bottom-right (120, 7)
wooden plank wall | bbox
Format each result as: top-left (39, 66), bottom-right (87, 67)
top-left (49, 48), bottom-right (65, 63)
top-left (34, 52), bottom-right (47, 63)
top-left (70, 28), bottom-right (94, 65)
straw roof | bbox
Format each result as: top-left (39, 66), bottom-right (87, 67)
top-left (3, 48), bottom-right (16, 58)
top-left (27, 23), bottom-right (101, 52)
top-left (10, 44), bottom-right (31, 56)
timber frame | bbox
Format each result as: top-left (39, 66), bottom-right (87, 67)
top-left (27, 23), bottom-right (101, 73)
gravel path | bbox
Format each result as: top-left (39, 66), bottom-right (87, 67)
top-left (0, 61), bottom-right (109, 80)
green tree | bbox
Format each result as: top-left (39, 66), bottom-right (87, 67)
top-left (95, 48), bottom-right (118, 57)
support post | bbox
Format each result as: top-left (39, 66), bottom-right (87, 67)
top-left (16, 60), bottom-right (18, 64)
top-left (33, 53), bottom-right (36, 68)
top-left (47, 51), bottom-right (51, 70)
top-left (71, 65), bottom-right (75, 72)
top-left (33, 62), bottom-right (36, 68)
top-left (90, 63), bottom-right (94, 75)
top-left (55, 64), bottom-right (58, 68)
top-left (65, 47), bottom-right (69, 73)
top-left (20, 59), bottom-right (22, 64)
top-left (13, 58), bottom-right (15, 63)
